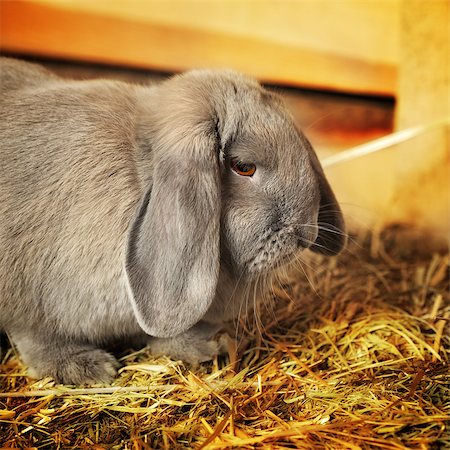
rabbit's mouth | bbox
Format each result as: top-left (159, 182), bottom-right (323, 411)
top-left (221, 223), bottom-right (317, 279)
top-left (248, 247), bottom-right (302, 275)
top-left (245, 229), bottom-right (312, 276)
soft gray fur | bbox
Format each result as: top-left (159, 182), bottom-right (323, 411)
top-left (0, 57), bottom-right (345, 384)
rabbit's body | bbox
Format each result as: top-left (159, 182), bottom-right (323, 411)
top-left (0, 58), bottom-right (345, 384)
top-left (1, 63), bottom-right (141, 339)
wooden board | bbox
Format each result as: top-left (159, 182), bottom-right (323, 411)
top-left (0, 0), bottom-right (397, 95)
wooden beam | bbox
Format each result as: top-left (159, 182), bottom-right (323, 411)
top-left (0, 0), bottom-right (396, 95)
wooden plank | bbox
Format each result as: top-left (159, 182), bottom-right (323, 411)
top-left (391, 0), bottom-right (449, 237)
top-left (0, 0), bottom-right (396, 95)
top-left (34, 0), bottom-right (400, 68)
top-left (323, 0), bottom-right (449, 241)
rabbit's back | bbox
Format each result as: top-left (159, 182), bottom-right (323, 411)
top-left (0, 57), bottom-right (57, 94)
top-left (0, 66), bottom-right (145, 339)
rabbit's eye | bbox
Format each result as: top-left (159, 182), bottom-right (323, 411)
top-left (230, 158), bottom-right (256, 177)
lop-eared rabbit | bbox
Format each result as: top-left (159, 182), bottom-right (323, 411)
top-left (0, 58), bottom-right (345, 384)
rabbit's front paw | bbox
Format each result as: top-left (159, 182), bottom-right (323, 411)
top-left (46, 347), bottom-right (120, 385)
top-left (180, 338), bottom-right (221, 367)
top-left (12, 333), bottom-right (120, 384)
top-left (148, 322), bottom-right (229, 367)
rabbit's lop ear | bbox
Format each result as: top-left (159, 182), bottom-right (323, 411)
top-left (309, 152), bottom-right (346, 256)
top-left (125, 113), bottom-right (221, 338)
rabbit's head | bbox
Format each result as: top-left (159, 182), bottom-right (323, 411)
top-left (125, 70), bottom-right (345, 337)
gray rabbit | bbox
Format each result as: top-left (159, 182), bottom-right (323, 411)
top-left (0, 57), bottom-right (345, 384)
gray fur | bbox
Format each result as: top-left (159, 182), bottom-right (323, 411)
top-left (0, 57), bottom-right (345, 384)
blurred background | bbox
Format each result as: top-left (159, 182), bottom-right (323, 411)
top-left (1, 0), bottom-right (448, 238)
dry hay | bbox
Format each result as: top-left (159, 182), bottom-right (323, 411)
top-left (1, 225), bottom-right (449, 449)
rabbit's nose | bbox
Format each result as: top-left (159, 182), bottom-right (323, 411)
top-left (297, 224), bottom-right (319, 249)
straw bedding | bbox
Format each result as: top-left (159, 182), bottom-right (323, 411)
top-left (1, 225), bottom-right (449, 449)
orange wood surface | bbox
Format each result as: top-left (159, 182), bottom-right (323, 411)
top-left (0, 0), bottom-right (396, 95)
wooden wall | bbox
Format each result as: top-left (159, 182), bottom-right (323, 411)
top-left (0, 0), bottom-right (399, 95)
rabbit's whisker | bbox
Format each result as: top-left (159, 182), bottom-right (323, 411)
top-left (252, 273), bottom-right (264, 339)
top-left (292, 256), bottom-right (321, 298)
